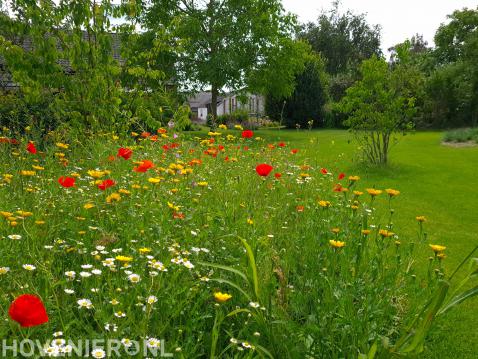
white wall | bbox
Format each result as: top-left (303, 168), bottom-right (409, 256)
top-left (198, 107), bottom-right (208, 121)
top-left (216, 94), bottom-right (264, 116)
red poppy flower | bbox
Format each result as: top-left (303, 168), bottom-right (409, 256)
top-left (278, 142), bottom-right (286, 147)
top-left (242, 130), bottom-right (254, 138)
top-left (333, 184), bottom-right (345, 192)
top-left (338, 173), bottom-right (345, 180)
top-left (321, 168), bottom-right (328, 175)
top-left (291, 149), bottom-right (298, 154)
top-left (134, 160), bottom-right (154, 173)
top-left (117, 147), bottom-right (133, 160)
top-left (9, 294), bottom-right (49, 327)
top-left (26, 142), bottom-right (37, 154)
top-left (98, 179), bottom-right (115, 190)
top-left (256, 164), bottom-right (273, 177)
top-left (274, 173), bottom-right (282, 179)
top-left (58, 176), bottom-right (75, 188)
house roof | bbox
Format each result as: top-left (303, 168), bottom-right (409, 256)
top-left (187, 92), bottom-right (224, 108)
top-left (0, 30), bottom-right (123, 90)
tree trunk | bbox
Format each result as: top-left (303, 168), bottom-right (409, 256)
top-left (211, 85), bottom-right (218, 128)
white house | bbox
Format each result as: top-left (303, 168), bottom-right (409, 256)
top-left (217, 93), bottom-right (264, 117)
top-left (187, 92), bottom-right (213, 122)
top-left (187, 91), bottom-right (265, 122)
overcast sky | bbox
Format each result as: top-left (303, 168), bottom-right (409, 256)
top-left (282, 0), bottom-right (477, 53)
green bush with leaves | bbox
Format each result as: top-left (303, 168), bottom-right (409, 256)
top-left (0, 0), bottom-right (190, 133)
top-left (216, 110), bottom-right (250, 125)
top-left (443, 128), bottom-right (478, 143)
top-left (336, 56), bottom-right (416, 164)
top-left (265, 54), bottom-right (329, 129)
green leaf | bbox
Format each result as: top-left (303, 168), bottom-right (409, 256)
top-left (197, 261), bottom-right (248, 282)
top-left (438, 284), bottom-right (478, 315)
top-left (238, 236), bottom-right (260, 299)
top-left (367, 341), bottom-right (378, 359)
top-left (396, 280), bottom-right (449, 354)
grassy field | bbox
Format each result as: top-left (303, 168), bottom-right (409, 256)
top-left (254, 129), bottom-right (478, 358)
top-left (0, 128), bottom-right (476, 358)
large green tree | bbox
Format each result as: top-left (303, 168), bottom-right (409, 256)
top-left (300, 1), bottom-right (381, 76)
top-left (138, 0), bottom-right (309, 121)
top-left (299, 0), bottom-right (382, 128)
top-left (265, 54), bottom-right (328, 128)
top-left (434, 7), bottom-right (478, 64)
top-left (0, 0), bottom-right (189, 131)
top-left (429, 7), bottom-right (478, 127)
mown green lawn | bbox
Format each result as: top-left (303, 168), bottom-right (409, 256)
top-left (253, 129), bottom-right (478, 358)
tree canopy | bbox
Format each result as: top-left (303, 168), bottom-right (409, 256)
top-left (138, 0), bottom-right (309, 120)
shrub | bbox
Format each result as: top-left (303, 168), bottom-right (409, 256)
top-left (336, 56), bottom-right (416, 164)
top-left (0, 92), bottom-right (58, 132)
top-left (216, 110), bottom-right (250, 125)
top-left (265, 55), bottom-right (329, 128)
top-left (443, 128), bottom-right (478, 143)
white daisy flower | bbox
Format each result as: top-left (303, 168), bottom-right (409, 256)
top-left (77, 298), bottom-right (93, 309)
top-left (146, 295), bottom-right (158, 305)
top-left (146, 337), bottom-right (161, 349)
top-left (91, 348), bottom-right (106, 358)
top-left (127, 273), bottom-right (141, 283)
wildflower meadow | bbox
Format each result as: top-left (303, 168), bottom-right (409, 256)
top-left (1, 127), bottom-right (477, 358)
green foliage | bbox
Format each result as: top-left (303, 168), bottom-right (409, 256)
top-left (0, 0), bottom-right (189, 133)
top-left (139, 0), bottom-right (308, 119)
top-left (265, 54), bottom-right (329, 128)
top-left (336, 56), bottom-right (416, 164)
top-left (420, 7), bottom-right (478, 128)
top-left (0, 128), bottom-right (454, 358)
top-left (443, 128), bottom-right (478, 143)
top-left (299, 1), bottom-right (382, 125)
top-left (434, 7), bottom-right (478, 64)
top-left (300, 1), bottom-right (382, 76)
top-left (216, 110), bottom-right (249, 125)
top-left (0, 92), bottom-right (57, 132)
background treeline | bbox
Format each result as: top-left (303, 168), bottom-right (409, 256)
top-left (266, 3), bottom-right (478, 130)
top-left (1, 0), bottom-right (477, 132)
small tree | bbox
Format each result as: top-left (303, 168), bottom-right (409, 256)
top-left (336, 56), bottom-right (415, 164)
